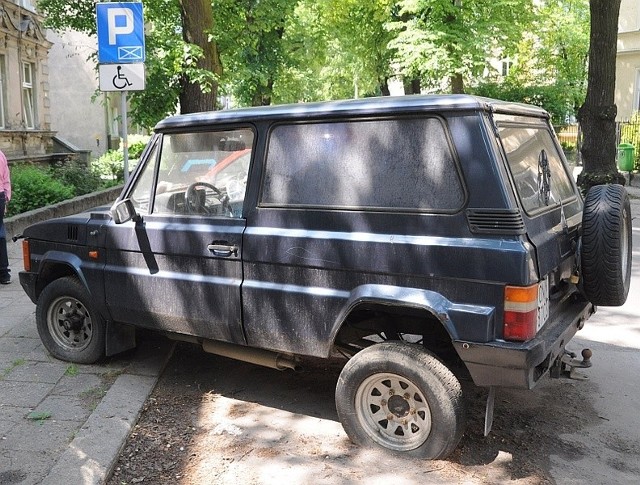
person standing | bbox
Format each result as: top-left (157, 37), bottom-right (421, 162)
top-left (0, 149), bottom-right (11, 284)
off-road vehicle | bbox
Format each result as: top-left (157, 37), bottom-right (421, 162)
top-left (18, 95), bottom-right (632, 459)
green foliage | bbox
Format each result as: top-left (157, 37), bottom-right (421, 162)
top-left (50, 159), bottom-right (102, 196)
top-left (91, 150), bottom-right (125, 182)
top-left (8, 165), bottom-right (74, 217)
top-left (128, 140), bottom-right (147, 159)
top-left (470, 82), bottom-right (577, 125)
top-left (388, 0), bottom-right (535, 93)
top-left (620, 112), bottom-right (640, 170)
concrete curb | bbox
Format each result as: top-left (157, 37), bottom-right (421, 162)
top-left (40, 340), bottom-right (176, 485)
top-left (4, 185), bottom-right (123, 238)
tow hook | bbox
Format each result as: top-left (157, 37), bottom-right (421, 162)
top-left (551, 349), bottom-right (592, 380)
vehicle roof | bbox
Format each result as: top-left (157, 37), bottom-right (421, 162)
top-left (154, 94), bottom-right (549, 131)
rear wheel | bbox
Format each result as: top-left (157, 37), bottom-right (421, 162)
top-left (581, 184), bottom-right (632, 306)
top-left (36, 276), bottom-right (106, 364)
top-left (335, 342), bottom-right (465, 459)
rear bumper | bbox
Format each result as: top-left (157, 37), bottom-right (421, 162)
top-left (454, 297), bottom-right (595, 389)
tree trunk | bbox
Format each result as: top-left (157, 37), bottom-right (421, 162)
top-left (178, 0), bottom-right (222, 114)
top-left (403, 78), bottom-right (421, 94)
top-left (576, 0), bottom-right (624, 191)
top-left (450, 73), bottom-right (464, 94)
top-left (379, 78), bottom-right (391, 96)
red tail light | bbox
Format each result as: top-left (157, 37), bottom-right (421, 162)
top-left (503, 283), bottom-right (538, 341)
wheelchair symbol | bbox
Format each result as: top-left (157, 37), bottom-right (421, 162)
top-left (112, 66), bottom-right (132, 89)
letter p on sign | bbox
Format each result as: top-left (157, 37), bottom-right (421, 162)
top-left (108, 8), bottom-right (134, 45)
top-left (97, 2), bottom-right (145, 64)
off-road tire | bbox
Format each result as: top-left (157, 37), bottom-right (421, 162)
top-left (36, 276), bottom-right (106, 364)
top-left (335, 342), bottom-right (465, 459)
top-left (581, 184), bottom-right (632, 306)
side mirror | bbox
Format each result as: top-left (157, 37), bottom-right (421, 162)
top-left (110, 199), bottom-right (141, 224)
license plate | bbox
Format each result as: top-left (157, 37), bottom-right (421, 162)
top-left (537, 276), bottom-right (550, 331)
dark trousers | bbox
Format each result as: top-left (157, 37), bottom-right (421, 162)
top-left (0, 192), bottom-right (8, 278)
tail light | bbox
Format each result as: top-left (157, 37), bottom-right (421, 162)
top-left (22, 239), bottom-right (31, 272)
top-left (503, 283), bottom-right (539, 341)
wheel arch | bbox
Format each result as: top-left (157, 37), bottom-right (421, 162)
top-left (35, 251), bottom-right (90, 301)
top-left (329, 285), bottom-right (461, 358)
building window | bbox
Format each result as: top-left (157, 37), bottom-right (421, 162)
top-left (16, 0), bottom-right (37, 12)
top-left (501, 60), bottom-right (513, 77)
top-left (0, 55), bottom-right (6, 129)
top-left (636, 70), bottom-right (640, 113)
top-left (22, 62), bottom-right (35, 129)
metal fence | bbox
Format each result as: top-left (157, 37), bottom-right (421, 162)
top-left (554, 119), bottom-right (640, 169)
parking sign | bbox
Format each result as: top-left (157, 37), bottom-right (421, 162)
top-left (96, 2), bottom-right (145, 64)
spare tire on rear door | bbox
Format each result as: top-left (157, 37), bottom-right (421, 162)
top-left (581, 184), bottom-right (632, 306)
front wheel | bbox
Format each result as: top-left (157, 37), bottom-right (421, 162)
top-left (335, 342), bottom-right (465, 459)
top-left (36, 276), bottom-right (106, 364)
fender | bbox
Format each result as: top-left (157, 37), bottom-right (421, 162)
top-left (37, 250), bottom-right (110, 318)
top-left (329, 284), bottom-right (496, 348)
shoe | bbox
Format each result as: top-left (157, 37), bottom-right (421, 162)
top-left (0, 277), bottom-right (10, 285)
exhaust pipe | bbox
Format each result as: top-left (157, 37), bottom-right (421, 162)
top-left (202, 339), bottom-right (298, 371)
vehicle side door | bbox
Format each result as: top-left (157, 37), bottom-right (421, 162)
top-left (103, 128), bottom-right (254, 344)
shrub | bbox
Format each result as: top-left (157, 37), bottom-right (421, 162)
top-left (91, 150), bottom-right (125, 182)
top-left (7, 164), bottom-right (74, 217)
top-left (129, 140), bottom-right (147, 159)
top-left (50, 158), bottom-right (102, 196)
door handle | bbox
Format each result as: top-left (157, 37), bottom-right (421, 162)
top-left (207, 243), bottom-right (239, 257)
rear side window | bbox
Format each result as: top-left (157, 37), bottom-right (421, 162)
top-left (498, 123), bottom-right (576, 213)
top-left (261, 117), bottom-right (465, 212)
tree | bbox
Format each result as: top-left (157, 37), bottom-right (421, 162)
top-left (471, 0), bottom-right (590, 125)
top-left (388, 0), bottom-right (534, 94)
top-left (212, 0), bottom-right (298, 106)
top-left (577, 0), bottom-right (624, 190)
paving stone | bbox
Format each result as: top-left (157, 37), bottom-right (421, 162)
top-left (0, 381), bottom-right (52, 407)
top-left (7, 323), bottom-right (39, 339)
top-left (3, 361), bottom-right (68, 384)
top-left (0, 449), bottom-right (58, 485)
top-left (0, 337), bottom-right (41, 355)
top-left (51, 373), bottom-right (104, 397)
top-left (32, 395), bottom-right (92, 423)
top-left (1, 418), bottom-right (82, 452)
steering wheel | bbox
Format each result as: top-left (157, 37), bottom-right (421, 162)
top-left (185, 182), bottom-right (229, 215)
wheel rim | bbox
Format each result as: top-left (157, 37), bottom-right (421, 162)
top-left (355, 372), bottom-right (432, 451)
top-left (46, 296), bottom-right (93, 352)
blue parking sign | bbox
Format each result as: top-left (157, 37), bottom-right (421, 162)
top-left (97, 2), bottom-right (145, 64)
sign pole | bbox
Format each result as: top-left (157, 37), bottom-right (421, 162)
top-left (121, 92), bottom-right (129, 182)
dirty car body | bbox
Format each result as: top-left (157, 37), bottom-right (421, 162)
top-left (19, 95), bottom-right (631, 459)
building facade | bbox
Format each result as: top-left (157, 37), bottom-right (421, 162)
top-left (616, 0), bottom-right (640, 120)
top-left (0, 0), bottom-right (54, 159)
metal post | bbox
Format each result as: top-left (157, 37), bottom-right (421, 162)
top-left (121, 92), bottom-right (129, 183)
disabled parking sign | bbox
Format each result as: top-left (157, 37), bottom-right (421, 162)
top-left (96, 2), bottom-right (145, 64)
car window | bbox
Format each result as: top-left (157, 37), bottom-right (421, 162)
top-left (131, 129), bottom-right (253, 218)
top-left (261, 117), bottom-right (464, 212)
top-left (130, 139), bottom-right (159, 214)
top-left (498, 123), bottom-right (575, 214)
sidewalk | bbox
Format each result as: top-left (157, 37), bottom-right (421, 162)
top-left (0, 239), bottom-right (174, 485)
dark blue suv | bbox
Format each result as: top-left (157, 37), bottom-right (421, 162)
top-left (19, 95), bottom-right (631, 459)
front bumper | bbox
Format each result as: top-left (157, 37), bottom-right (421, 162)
top-left (454, 297), bottom-right (595, 389)
top-left (19, 271), bottom-right (38, 304)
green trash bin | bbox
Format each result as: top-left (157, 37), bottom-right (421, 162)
top-left (618, 143), bottom-right (635, 172)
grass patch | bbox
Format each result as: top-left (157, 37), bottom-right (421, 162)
top-left (65, 364), bottom-right (79, 377)
top-left (26, 411), bottom-right (52, 424)
top-left (0, 358), bottom-right (26, 380)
